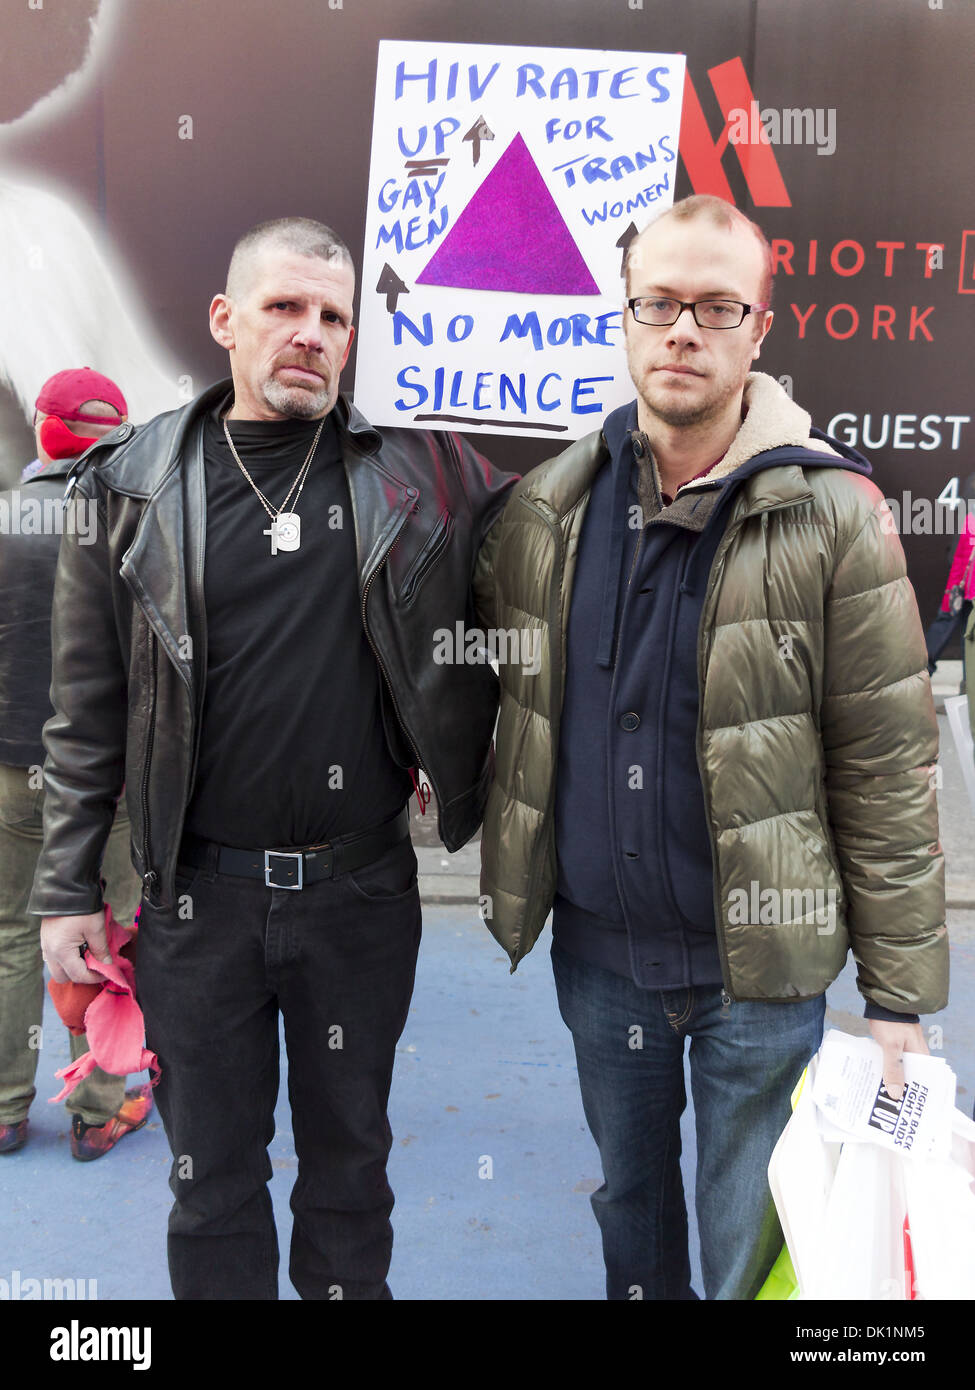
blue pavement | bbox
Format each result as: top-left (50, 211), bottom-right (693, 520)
top-left (2, 897), bottom-right (973, 1301)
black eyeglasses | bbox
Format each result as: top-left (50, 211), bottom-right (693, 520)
top-left (627, 297), bottom-right (770, 329)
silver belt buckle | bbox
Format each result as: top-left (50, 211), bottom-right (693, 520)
top-left (264, 850), bottom-right (304, 890)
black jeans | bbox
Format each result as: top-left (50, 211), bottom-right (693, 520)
top-left (137, 835), bottom-right (421, 1299)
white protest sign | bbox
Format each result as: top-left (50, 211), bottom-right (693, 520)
top-left (355, 40), bottom-right (685, 440)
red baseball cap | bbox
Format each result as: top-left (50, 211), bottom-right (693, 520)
top-left (35, 367), bottom-right (128, 423)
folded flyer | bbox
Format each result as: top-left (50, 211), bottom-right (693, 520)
top-left (811, 1029), bottom-right (955, 1159)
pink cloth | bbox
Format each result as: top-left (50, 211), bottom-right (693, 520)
top-left (941, 514), bottom-right (975, 611)
top-left (47, 906), bottom-right (160, 1103)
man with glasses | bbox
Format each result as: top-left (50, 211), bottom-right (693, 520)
top-left (474, 194), bottom-right (946, 1298)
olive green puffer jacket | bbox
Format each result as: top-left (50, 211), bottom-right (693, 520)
top-left (474, 374), bottom-right (948, 1014)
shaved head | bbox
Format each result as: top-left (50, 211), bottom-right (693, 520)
top-left (226, 218), bottom-right (354, 301)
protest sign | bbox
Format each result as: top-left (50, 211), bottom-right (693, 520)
top-left (355, 40), bottom-right (686, 438)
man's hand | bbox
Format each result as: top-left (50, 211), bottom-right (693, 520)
top-left (41, 913), bottom-right (111, 985)
top-left (868, 1018), bottom-right (929, 1101)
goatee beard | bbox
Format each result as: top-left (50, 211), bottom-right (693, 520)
top-left (262, 376), bottom-right (330, 420)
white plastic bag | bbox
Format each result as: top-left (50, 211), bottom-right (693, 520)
top-left (902, 1109), bottom-right (975, 1299)
top-left (766, 1057), bottom-right (841, 1295)
top-left (767, 1037), bottom-right (975, 1299)
top-left (811, 1141), bottom-right (910, 1299)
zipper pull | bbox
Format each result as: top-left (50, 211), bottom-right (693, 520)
top-left (409, 767), bottom-right (431, 816)
top-left (720, 989), bottom-right (732, 1018)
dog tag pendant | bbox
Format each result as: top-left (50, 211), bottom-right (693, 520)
top-left (264, 513), bottom-right (301, 555)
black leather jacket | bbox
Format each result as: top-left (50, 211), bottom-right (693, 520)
top-left (28, 380), bottom-right (517, 914)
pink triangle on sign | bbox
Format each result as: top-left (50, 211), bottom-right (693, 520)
top-left (416, 133), bottom-right (600, 296)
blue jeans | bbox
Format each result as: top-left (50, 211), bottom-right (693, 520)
top-left (551, 942), bottom-right (826, 1300)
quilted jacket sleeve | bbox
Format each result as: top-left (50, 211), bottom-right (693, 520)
top-left (472, 516), bottom-right (503, 633)
top-left (819, 484), bottom-right (948, 1015)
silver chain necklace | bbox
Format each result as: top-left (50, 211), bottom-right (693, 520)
top-left (222, 413), bottom-right (326, 554)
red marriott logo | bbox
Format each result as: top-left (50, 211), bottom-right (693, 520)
top-left (679, 58), bottom-right (790, 208)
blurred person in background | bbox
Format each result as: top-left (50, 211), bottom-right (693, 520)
top-left (0, 367), bottom-right (150, 1160)
top-left (924, 471), bottom-right (975, 686)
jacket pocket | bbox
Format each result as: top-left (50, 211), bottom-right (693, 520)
top-left (399, 508), bottom-right (453, 605)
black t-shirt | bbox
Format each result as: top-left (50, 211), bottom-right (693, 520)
top-left (181, 398), bottom-right (412, 848)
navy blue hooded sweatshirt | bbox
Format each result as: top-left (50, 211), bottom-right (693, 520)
top-left (551, 399), bottom-right (913, 1022)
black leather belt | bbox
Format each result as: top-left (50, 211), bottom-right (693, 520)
top-left (177, 807), bottom-right (411, 890)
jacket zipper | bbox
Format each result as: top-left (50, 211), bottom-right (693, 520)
top-left (360, 540), bottom-right (435, 810)
top-left (185, 427), bottom-right (208, 807)
top-left (518, 495), bottom-right (567, 933)
top-left (127, 452), bottom-right (205, 901)
top-left (696, 496), bottom-right (813, 999)
top-left (612, 526), bottom-right (645, 668)
top-left (140, 630), bottom-right (158, 894)
top-left (400, 508), bottom-right (452, 604)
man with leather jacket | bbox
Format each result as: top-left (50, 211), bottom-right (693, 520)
top-left (31, 218), bottom-right (516, 1299)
